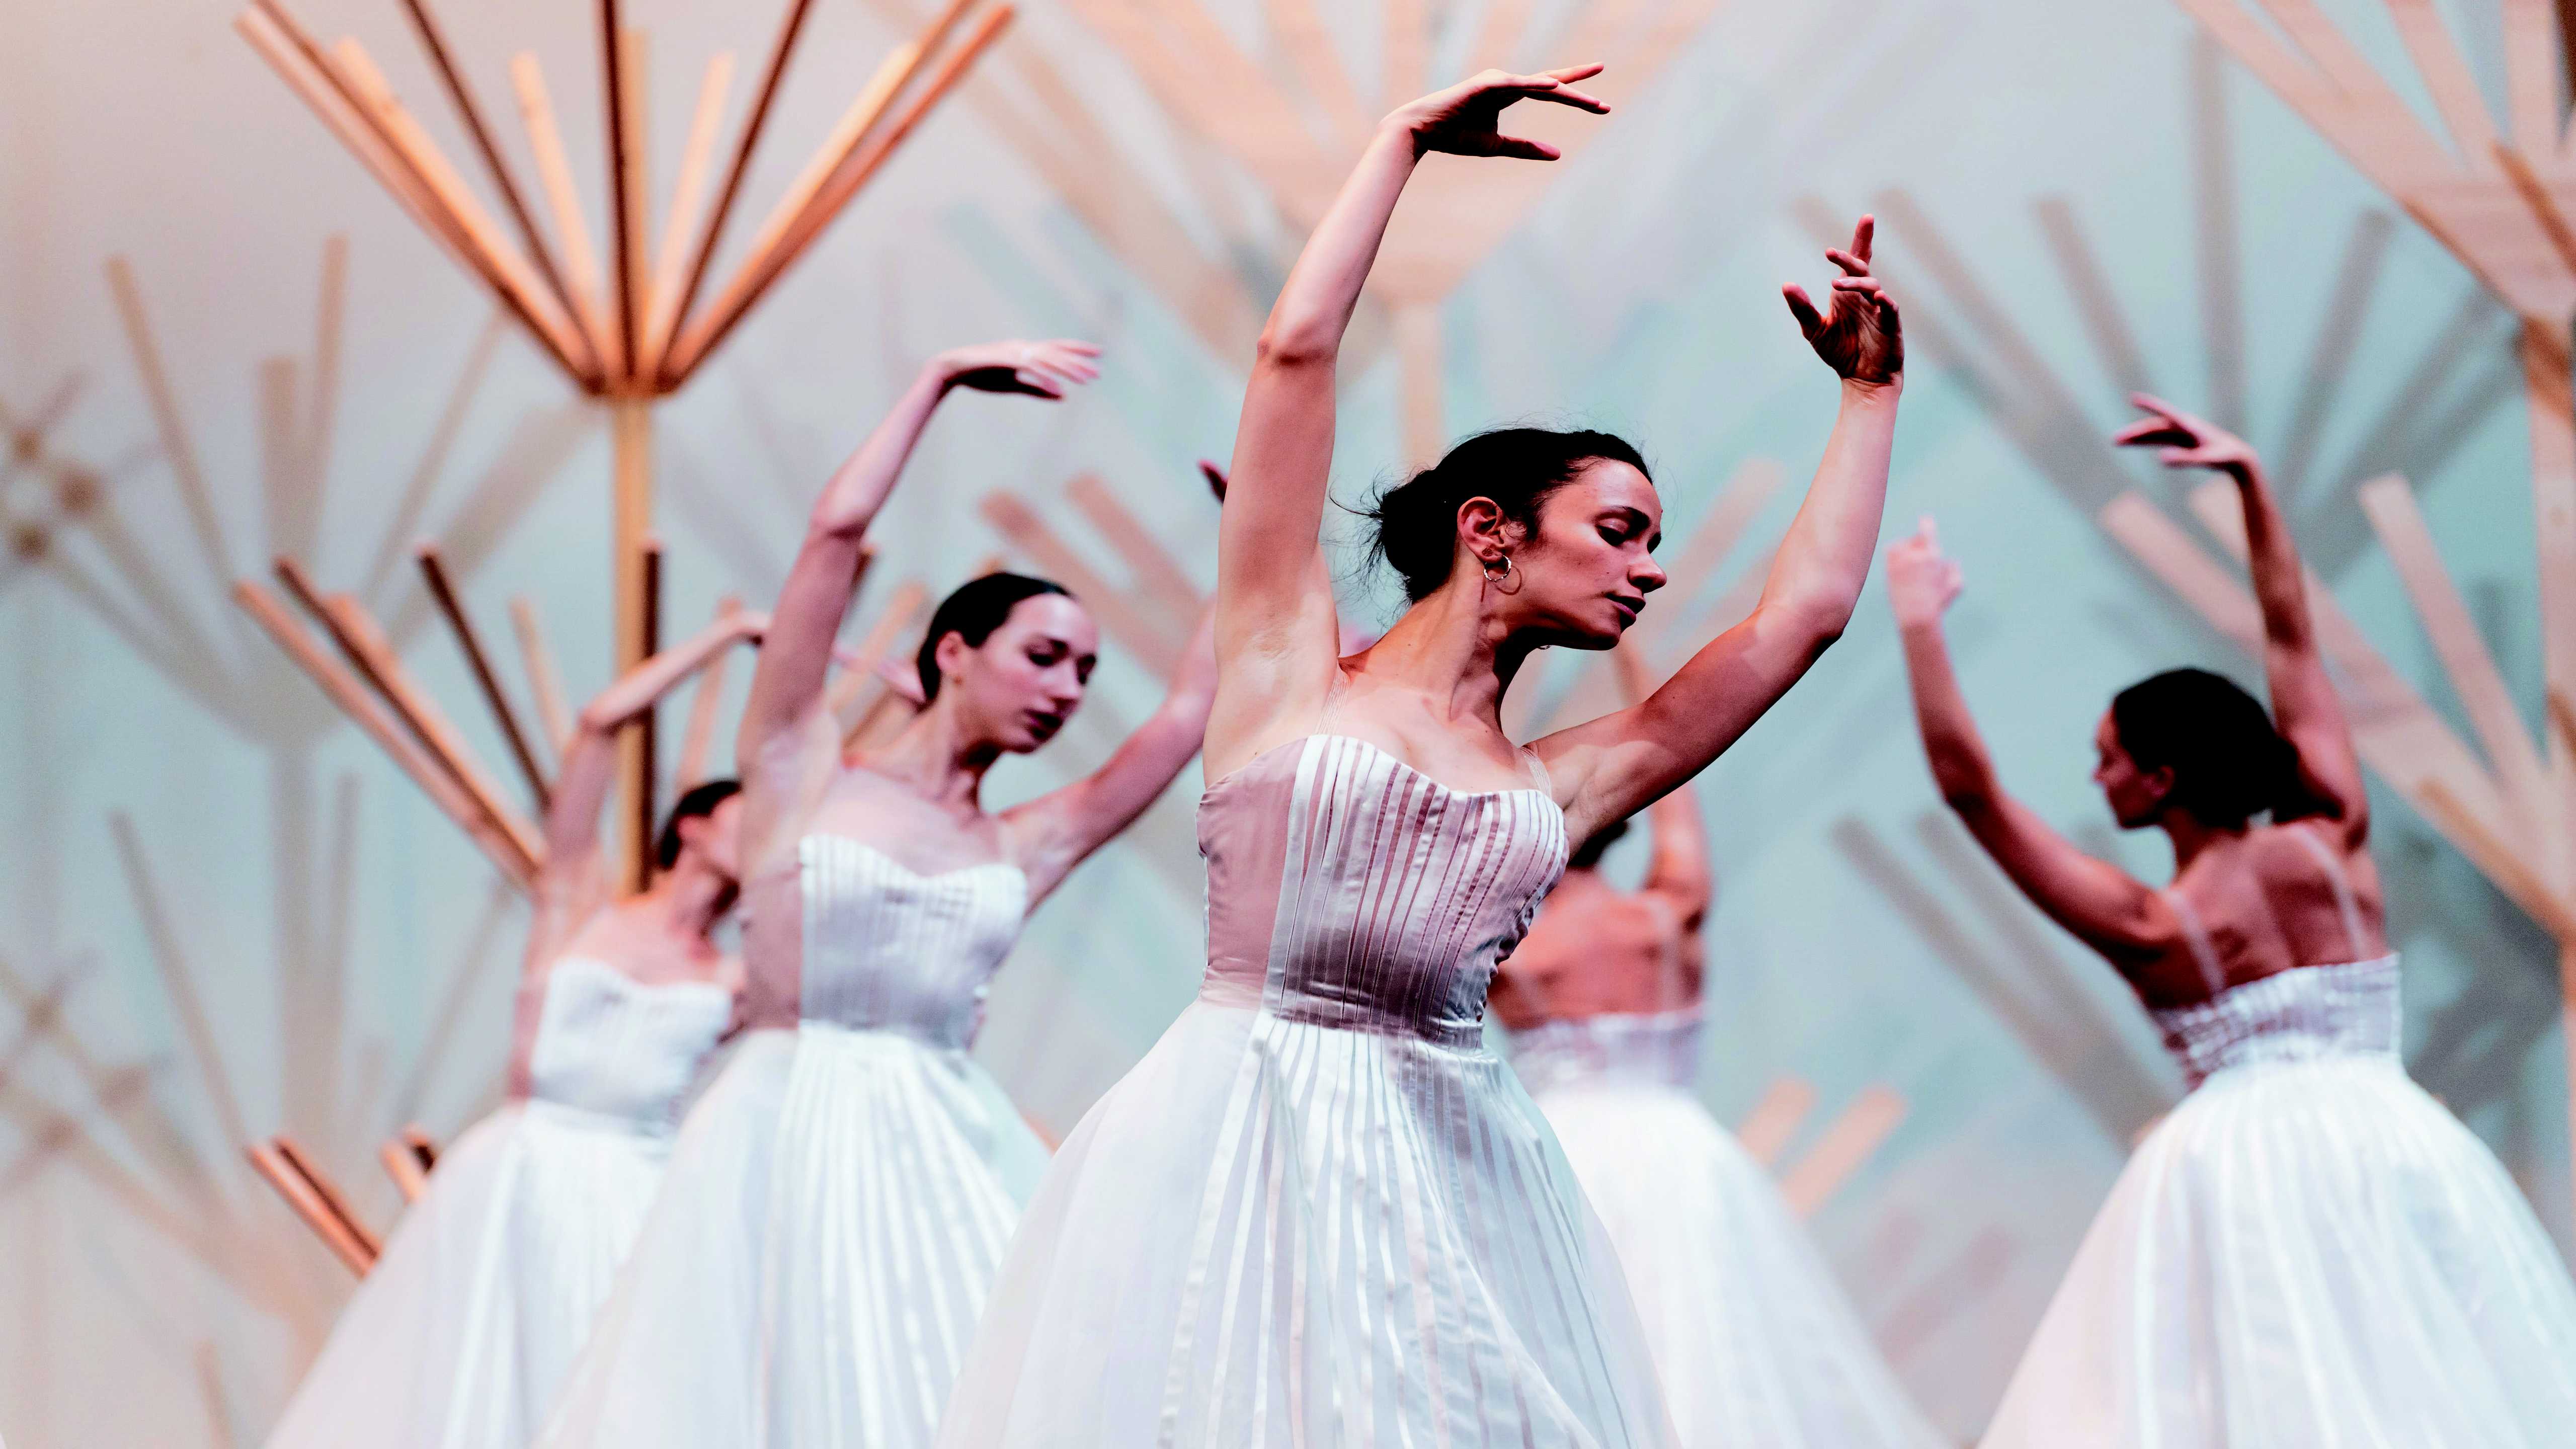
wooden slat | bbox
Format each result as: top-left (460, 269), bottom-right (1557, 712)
top-left (379, 1138), bottom-right (429, 1203)
top-left (1779, 1086), bottom-right (1906, 1217)
top-left (665, 4), bottom-right (1014, 383)
top-left (317, 590), bottom-right (548, 873)
top-left (675, 596), bottom-right (743, 792)
top-left (2356, 473), bottom-right (2552, 853)
top-left (236, 580), bottom-right (537, 890)
top-left (1066, 473), bottom-right (1203, 622)
top-left (1731, 1075), bottom-right (1816, 1167)
top-left (2503, 0), bottom-right (2563, 158)
top-left (271, 1136), bottom-right (381, 1261)
top-left (418, 545), bottom-right (549, 809)
top-left (640, 51), bottom-right (738, 380)
top-left (658, 0), bottom-right (820, 379)
top-left (245, 1141), bottom-right (373, 1274)
top-left (2380, 0), bottom-right (2499, 172)
top-left (602, 0), bottom-right (640, 380)
top-left (508, 53), bottom-right (613, 361)
top-left (509, 595), bottom-right (576, 759)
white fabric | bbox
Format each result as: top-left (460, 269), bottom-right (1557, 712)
top-left (534, 840), bottom-right (1044, 1449)
top-left (1514, 1009), bottom-right (1943, 1449)
top-left (262, 959), bottom-right (730, 1449)
top-left (1985, 956), bottom-right (2576, 1446)
top-left (940, 734), bottom-right (1675, 1449)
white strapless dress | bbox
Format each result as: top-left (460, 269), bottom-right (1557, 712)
top-left (261, 957), bottom-right (732, 1449)
top-left (941, 735), bottom-right (1675, 1447)
top-left (1983, 956), bottom-right (2576, 1446)
top-left (1512, 1008), bottom-right (1942, 1448)
top-left (535, 838), bottom-right (1045, 1449)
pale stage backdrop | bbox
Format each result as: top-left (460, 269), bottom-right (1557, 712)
top-left (2, 0), bottom-right (2569, 1443)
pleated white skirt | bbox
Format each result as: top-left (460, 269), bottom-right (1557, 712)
top-left (534, 1024), bottom-right (1046, 1449)
top-left (262, 1101), bottom-right (671, 1449)
top-left (1534, 1080), bottom-right (1942, 1448)
top-left (938, 1000), bottom-right (1678, 1448)
top-left (1982, 1054), bottom-right (2576, 1446)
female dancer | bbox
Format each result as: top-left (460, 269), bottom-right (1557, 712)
top-left (536, 339), bottom-right (1220, 1449)
top-left (1892, 395), bottom-right (2576, 1445)
top-left (1491, 645), bottom-right (1942, 1449)
top-left (941, 64), bottom-right (1904, 1447)
top-left (265, 612), bottom-right (762, 1449)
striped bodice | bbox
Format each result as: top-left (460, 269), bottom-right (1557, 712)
top-left (525, 957), bottom-right (732, 1128)
top-left (1195, 734), bottom-right (1568, 1049)
top-left (2148, 955), bottom-right (2401, 1090)
top-left (796, 836), bottom-right (1028, 1048)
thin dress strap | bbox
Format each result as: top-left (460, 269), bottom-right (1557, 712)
top-left (2287, 820), bottom-right (2369, 960)
top-left (2164, 890), bottom-right (2229, 997)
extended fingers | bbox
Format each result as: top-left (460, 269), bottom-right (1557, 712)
top-left (1198, 460), bottom-right (1229, 500)
top-left (1848, 215), bottom-right (1875, 264)
top-left (1782, 284), bottom-right (1825, 337)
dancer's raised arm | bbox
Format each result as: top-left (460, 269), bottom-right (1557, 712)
top-left (735, 342), bottom-right (1098, 836)
top-left (1210, 67), bottom-right (1608, 770)
top-left (526, 610), bottom-right (767, 961)
top-left (1888, 519), bottom-right (2166, 964)
top-left (1611, 645), bottom-right (1711, 930)
top-left (2115, 394), bottom-right (2365, 844)
top-left (1538, 217), bottom-right (1904, 843)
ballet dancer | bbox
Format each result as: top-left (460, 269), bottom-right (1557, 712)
top-left (1492, 643), bottom-right (1943, 1448)
top-left (1891, 395), bottom-right (2576, 1445)
top-left (940, 63), bottom-right (1904, 1447)
top-left (534, 339), bottom-right (1219, 1449)
top-left (264, 612), bottom-right (763, 1449)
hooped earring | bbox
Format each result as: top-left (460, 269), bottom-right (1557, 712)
top-left (1483, 552), bottom-right (1523, 596)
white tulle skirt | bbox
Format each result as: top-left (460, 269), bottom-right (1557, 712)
top-left (938, 1000), bottom-right (1678, 1448)
top-left (534, 1024), bottom-right (1047, 1449)
top-left (262, 1100), bottom-right (672, 1449)
top-left (1982, 1053), bottom-right (2576, 1446)
top-left (1533, 1079), bottom-right (1942, 1448)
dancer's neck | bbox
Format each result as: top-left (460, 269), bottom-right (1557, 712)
top-left (2158, 810), bottom-right (2244, 873)
top-left (640, 858), bottom-right (736, 943)
top-left (1349, 580), bottom-right (1541, 733)
top-left (855, 701), bottom-right (996, 813)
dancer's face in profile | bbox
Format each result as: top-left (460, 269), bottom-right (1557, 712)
top-left (2092, 712), bottom-right (2171, 829)
top-left (940, 594), bottom-right (1100, 753)
top-left (676, 793), bottom-right (747, 884)
top-left (1487, 459), bottom-right (1665, 649)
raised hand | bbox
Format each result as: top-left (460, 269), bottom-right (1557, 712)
top-left (1388, 65), bottom-right (1609, 161)
top-left (1784, 216), bottom-right (1902, 385)
top-left (936, 339), bottom-right (1103, 399)
top-left (2113, 393), bottom-right (2259, 476)
top-left (1885, 516), bottom-right (1962, 628)
top-left (1198, 459), bottom-right (1229, 501)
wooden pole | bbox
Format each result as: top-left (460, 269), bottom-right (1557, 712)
top-left (417, 544), bottom-right (549, 810)
top-left (641, 53), bottom-right (738, 378)
top-left (664, 4), bottom-right (1014, 382)
top-left (244, 1141), bottom-right (373, 1274)
top-left (631, 536), bottom-right (663, 890)
top-left (658, 0), bottom-right (821, 388)
top-left (601, 0), bottom-right (639, 382)
top-left (271, 1136), bottom-right (381, 1261)
top-left (235, 580), bottom-right (536, 890)
top-left (612, 400), bottom-right (654, 891)
top-left (509, 53), bottom-right (613, 366)
top-left (393, 0), bottom-right (588, 334)
top-left (508, 596), bottom-right (575, 760)
top-left (378, 1138), bottom-right (429, 1203)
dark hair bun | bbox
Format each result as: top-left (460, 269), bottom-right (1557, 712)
top-left (1361, 428), bottom-right (1650, 601)
top-left (2110, 668), bottom-right (2306, 829)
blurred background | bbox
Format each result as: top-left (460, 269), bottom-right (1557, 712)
top-left (3, 0), bottom-right (2568, 1442)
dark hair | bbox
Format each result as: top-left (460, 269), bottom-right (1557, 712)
top-left (656, 778), bottom-right (742, 869)
top-left (2109, 668), bottom-right (2304, 829)
top-left (1567, 816), bottom-right (1632, 871)
top-left (915, 573), bottom-right (1073, 702)
top-left (1361, 428), bottom-right (1651, 601)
